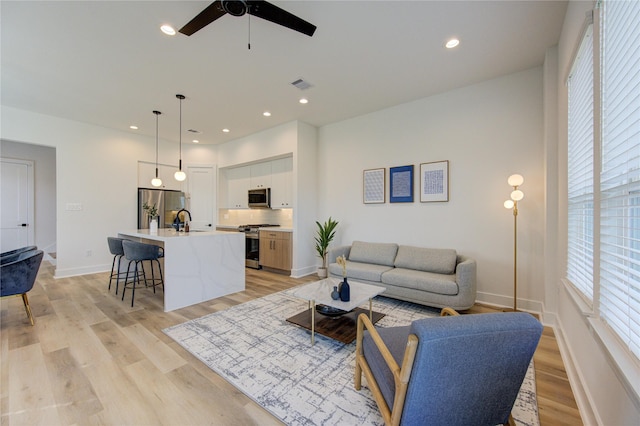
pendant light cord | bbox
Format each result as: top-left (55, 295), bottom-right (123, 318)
top-left (153, 110), bottom-right (161, 178)
top-left (176, 94), bottom-right (185, 171)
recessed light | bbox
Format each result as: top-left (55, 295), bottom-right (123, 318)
top-left (222, 128), bottom-right (230, 133)
top-left (445, 38), bottom-right (460, 49)
top-left (299, 98), bottom-right (309, 104)
top-left (129, 125), bottom-right (139, 130)
top-left (263, 111), bottom-right (271, 117)
top-left (192, 140), bottom-right (199, 143)
top-left (161, 25), bottom-right (176, 36)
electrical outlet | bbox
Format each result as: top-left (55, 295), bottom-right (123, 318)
top-left (66, 203), bottom-right (83, 211)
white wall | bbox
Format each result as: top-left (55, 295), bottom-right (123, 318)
top-left (552, 1), bottom-right (640, 424)
top-left (0, 139), bottom-right (57, 255)
top-left (317, 68), bottom-right (545, 311)
top-left (0, 106), bottom-right (216, 277)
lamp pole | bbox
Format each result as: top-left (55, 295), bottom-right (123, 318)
top-left (504, 174), bottom-right (524, 312)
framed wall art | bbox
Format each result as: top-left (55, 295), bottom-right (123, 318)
top-left (420, 160), bottom-right (449, 202)
top-left (363, 168), bottom-right (386, 204)
top-left (389, 165), bottom-right (414, 203)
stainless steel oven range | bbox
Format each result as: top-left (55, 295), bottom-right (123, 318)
top-left (237, 224), bottom-right (280, 269)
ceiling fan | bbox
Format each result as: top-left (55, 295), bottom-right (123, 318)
top-left (179, 0), bottom-right (317, 37)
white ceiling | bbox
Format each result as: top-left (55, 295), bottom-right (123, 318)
top-left (1, 1), bottom-right (567, 145)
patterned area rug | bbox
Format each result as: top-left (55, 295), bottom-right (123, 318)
top-left (164, 289), bottom-right (539, 426)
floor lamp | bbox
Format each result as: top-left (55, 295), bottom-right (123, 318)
top-left (503, 174), bottom-right (524, 312)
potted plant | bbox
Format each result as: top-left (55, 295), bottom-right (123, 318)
top-left (314, 217), bottom-right (339, 278)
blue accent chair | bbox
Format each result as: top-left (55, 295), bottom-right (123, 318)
top-left (1, 245), bottom-right (38, 263)
top-left (0, 249), bottom-right (44, 325)
top-left (355, 310), bottom-right (543, 426)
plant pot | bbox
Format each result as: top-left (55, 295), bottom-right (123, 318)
top-left (317, 267), bottom-right (327, 278)
top-left (149, 218), bottom-right (158, 234)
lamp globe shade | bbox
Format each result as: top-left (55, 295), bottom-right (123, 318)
top-left (511, 189), bottom-right (524, 201)
top-left (508, 174), bottom-right (524, 187)
top-left (174, 170), bottom-right (186, 181)
top-left (504, 200), bottom-right (515, 209)
top-left (151, 177), bottom-right (163, 187)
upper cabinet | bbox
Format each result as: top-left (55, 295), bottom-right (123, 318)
top-left (221, 156), bottom-right (293, 209)
top-left (250, 162), bottom-right (272, 189)
top-left (226, 166), bottom-right (250, 208)
top-left (138, 162), bottom-right (183, 191)
top-left (270, 157), bottom-right (293, 208)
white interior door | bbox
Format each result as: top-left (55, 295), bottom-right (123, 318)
top-left (1, 158), bottom-right (34, 252)
top-left (187, 166), bottom-right (215, 230)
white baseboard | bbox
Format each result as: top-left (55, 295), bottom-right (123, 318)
top-left (476, 291), bottom-right (543, 315)
top-left (54, 264), bottom-right (109, 279)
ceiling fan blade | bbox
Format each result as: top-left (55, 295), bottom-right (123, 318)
top-left (248, 1), bottom-right (316, 37)
top-left (179, 1), bottom-right (227, 36)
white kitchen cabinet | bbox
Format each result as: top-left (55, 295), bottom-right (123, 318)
top-left (250, 162), bottom-right (272, 189)
top-left (226, 166), bottom-right (250, 208)
top-left (270, 157), bottom-right (293, 208)
top-left (138, 162), bottom-right (183, 191)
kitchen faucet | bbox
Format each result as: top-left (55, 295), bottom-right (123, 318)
top-left (173, 208), bottom-right (192, 230)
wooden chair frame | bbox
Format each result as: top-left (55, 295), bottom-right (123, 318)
top-left (354, 307), bottom-right (459, 426)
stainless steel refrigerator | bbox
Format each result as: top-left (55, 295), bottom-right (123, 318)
top-left (138, 188), bottom-right (186, 229)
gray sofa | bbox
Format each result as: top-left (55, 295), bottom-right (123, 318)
top-left (328, 241), bottom-right (476, 310)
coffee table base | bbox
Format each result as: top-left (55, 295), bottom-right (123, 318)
top-left (286, 307), bottom-right (385, 344)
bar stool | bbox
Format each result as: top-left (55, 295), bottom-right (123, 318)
top-left (121, 240), bottom-right (164, 307)
top-left (107, 237), bottom-right (126, 294)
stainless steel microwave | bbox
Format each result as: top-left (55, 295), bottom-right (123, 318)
top-left (248, 188), bottom-right (271, 208)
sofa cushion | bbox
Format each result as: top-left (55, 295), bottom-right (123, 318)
top-left (382, 268), bottom-right (459, 295)
top-left (394, 246), bottom-right (457, 274)
top-left (348, 241), bottom-right (399, 267)
top-left (329, 260), bottom-right (393, 282)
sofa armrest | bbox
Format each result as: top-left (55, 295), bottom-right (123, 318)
top-left (328, 245), bottom-right (351, 264)
top-left (455, 255), bottom-right (477, 307)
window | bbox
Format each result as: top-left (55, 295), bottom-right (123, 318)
top-left (567, 0), bottom-right (640, 361)
top-left (599, 0), bottom-right (640, 359)
top-left (567, 23), bottom-right (595, 304)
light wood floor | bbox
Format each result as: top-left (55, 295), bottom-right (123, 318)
top-left (1, 262), bottom-right (582, 425)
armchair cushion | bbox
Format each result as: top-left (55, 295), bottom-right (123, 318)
top-left (362, 326), bottom-right (411, 409)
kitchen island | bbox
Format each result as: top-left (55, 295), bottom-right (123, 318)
top-left (118, 229), bottom-right (245, 312)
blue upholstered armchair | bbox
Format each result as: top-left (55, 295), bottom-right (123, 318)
top-left (355, 310), bottom-right (543, 426)
top-left (0, 249), bottom-right (44, 325)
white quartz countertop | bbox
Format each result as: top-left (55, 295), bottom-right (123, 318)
top-left (215, 225), bottom-right (293, 232)
top-left (119, 229), bottom-right (238, 241)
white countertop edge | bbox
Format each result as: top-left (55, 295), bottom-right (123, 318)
top-left (119, 229), bottom-right (242, 241)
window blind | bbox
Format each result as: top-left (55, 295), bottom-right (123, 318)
top-left (567, 24), bottom-right (595, 303)
top-left (600, 0), bottom-right (640, 359)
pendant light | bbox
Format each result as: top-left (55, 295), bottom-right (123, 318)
top-left (174, 94), bottom-right (187, 182)
top-left (151, 110), bottom-right (163, 187)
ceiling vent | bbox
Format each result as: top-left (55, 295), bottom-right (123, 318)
top-left (188, 129), bottom-right (202, 134)
top-left (291, 78), bottom-right (313, 90)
